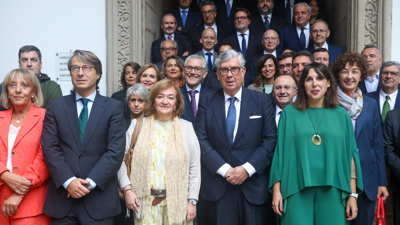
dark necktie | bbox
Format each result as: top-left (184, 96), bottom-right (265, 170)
top-left (240, 34), bottom-right (247, 57)
top-left (182, 10), bottom-right (187, 27)
top-left (300, 27), bottom-right (306, 49)
top-left (189, 90), bottom-right (198, 116)
top-left (226, 0), bottom-right (231, 18)
top-left (264, 16), bottom-right (270, 30)
top-left (206, 52), bottom-right (213, 71)
top-left (226, 97), bottom-right (237, 144)
top-left (382, 95), bottom-right (390, 122)
top-left (285, 1), bottom-right (291, 25)
top-left (79, 98), bottom-right (89, 143)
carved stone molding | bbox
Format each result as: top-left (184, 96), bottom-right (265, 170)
top-left (364, 0), bottom-right (379, 46)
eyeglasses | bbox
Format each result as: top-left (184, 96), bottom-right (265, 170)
top-left (382, 71), bottom-right (399, 77)
top-left (234, 16), bottom-right (247, 21)
top-left (263, 37), bottom-right (279, 41)
top-left (71, 66), bottom-right (95, 73)
top-left (311, 30), bottom-right (328, 35)
top-left (274, 85), bottom-right (296, 91)
top-left (161, 47), bottom-right (177, 51)
top-left (185, 66), bottom-right (204, 74)
top-left (279, 64), bottom-right (292, 70)
top-left (202, 10), bottom-right (215, 15)
top-left (218, 67), bottom-right (242, 75)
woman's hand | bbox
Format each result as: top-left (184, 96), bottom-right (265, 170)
top-left (186, 201), bottom-right (196, 223)
top-left (0, 172), bottom-right (32, 195)
top-left (125, 190), bottom-right (140, 212)
top-left (346, 196), bottom-right (358, 221)
top-left (2, 193), bottom-right (24, 217)
top-left (272, 182), bottom-right (283, 216)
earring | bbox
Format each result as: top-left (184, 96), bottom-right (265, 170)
top-left (31, 96), bottom-right (35, 102)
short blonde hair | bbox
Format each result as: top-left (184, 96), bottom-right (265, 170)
top-left (2, 69), bottom-right (43, 109)
top-left (145, 79), bottom-right (184, 118)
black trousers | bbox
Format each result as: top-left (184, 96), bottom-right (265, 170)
top-left (394, 192), bottom-right (400, 225)
top-left (114, 200), bottom-right (134, 225)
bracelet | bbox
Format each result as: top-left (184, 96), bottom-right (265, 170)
top-left (123, 188), bottom-right (132, 193)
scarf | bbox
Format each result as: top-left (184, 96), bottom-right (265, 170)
top-left (337, 86), bottom-right (363, 120)
top-left (130, 115), bottom-right (188, 224)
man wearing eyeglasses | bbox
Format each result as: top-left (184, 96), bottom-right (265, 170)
top-left (17, 45), bottom-right (62, 108)
top-left (277, 51), bottom-right (294, 76)
top-left (271, 75), bottom-right (297, 127)
top-left (166, 0), bottom-right (202, 36)
top-left (195, 49), bottom-right (277, 225)
top-left (306, 19), bottom-right (344, 67)
top-left (249, 0), bottom-right (287, 36)
top-left (155, 40), bottom-right (179, 69)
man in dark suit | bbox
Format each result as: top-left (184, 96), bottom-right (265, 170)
top-left (151, 14), bottom-right (192, 63)
top-left (306, 19), bottom-right (344, 67)
top-left (249, 0), bottom-right (288, 36)
top-left (277, 51), bottom-right (294, 76)
top-left (273, 0), bottom-right (302, 25)
top-left (292, 50), bottom-right (313, 85)
top-left (203, 43), bottom-right (233, 91)
top-left (166, 0), bottom-right (202, 36)
top-left (215, 0), bottom-right (247, 35)
top-left (155, 40), bottom-right (179, 69)
top-left (359, 44), bottom-right (384, 93)
top-left (42, 50), bottom-right (126, 224)
top-left (222, 8), bottom-right (264, 61)
top-left (180, 54), bottom-right (212, 125)
top-left (195, 49), bottom-right (277, 224)
top-left (197, 28), bottom-right (218, 71)
top-left (187, 1), bottom-right (229, 53)
top-left (271, 74), bottom-right (297, 127)
top-left (277, 2), bottom-right (313, 53)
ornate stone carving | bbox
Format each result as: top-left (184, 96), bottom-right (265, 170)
top-left (364, 0), bottom-right (379, 46)
top-left (116, 0), bottom-right (130, 90)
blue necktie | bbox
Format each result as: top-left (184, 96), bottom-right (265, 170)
top-left (182, 10), bottom-right (187, 27)
top-left (79, 98), bottom-right (89, 143)
top-left (206, 52), bottom-right (213, 71)
top-left (264, 16), bottom-right (270, 30)
top-left (226, 0), bottom-right (231, 18)
top-left (300, 27), bottom-right (306, 49)
top-left (240, 34), bottom-right (247, 57)
top-left (226, 97), bottom-right (237, 144)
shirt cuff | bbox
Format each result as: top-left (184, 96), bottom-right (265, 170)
top-left (86, 178), bottom-right (97, 189)
top-left (63, 177), bottom-right (76, 189)
top-left (242, 162), bottom-right (256, 177)
top-left (216, 163), bottom-right (232, 178)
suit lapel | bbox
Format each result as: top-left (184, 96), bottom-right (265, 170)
top-left (289, 25), bottom-right (302, 48)
top-left (213, 90), bottom-right (230, 146)
top-left (232, 89), bottom-right (253, 146)
top-left (0, 109), bottom-right (12, 148)
top-left (395, 91), bottom-right (400, 109)
top-left (355, 97), bottom-right (369, 139)
top-left (12, 107), bottom-right (41, 149)
top-left (64, 94), bottom-right (81, 148)
top-left (82, 94), bottom-right (107, 149)
top-left (182, 86), bottom-right (196, 121)
top-left (246, 33), bottom-right (256, 58)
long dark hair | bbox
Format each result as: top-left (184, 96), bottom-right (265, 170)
top-left (293, 63), bottom-right (339, 111)
top-left (254, 54), bottom-right (278, 87)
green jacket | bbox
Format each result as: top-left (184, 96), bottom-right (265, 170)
top-left (38, 73), bottom-right (63, 108)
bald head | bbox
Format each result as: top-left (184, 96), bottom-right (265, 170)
top-left (160, 40), bottom-right (178, 62)
top-left (262, 30), bottom-right (280, 53)
top-left (272, 75), bottom-right (297, 109)
top-left (200, 28), bottom-right (218, 52)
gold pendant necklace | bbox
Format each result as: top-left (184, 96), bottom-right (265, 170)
top-left (307, 108), bottom-right (325, 146)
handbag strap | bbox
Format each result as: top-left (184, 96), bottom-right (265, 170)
top-left (124, 118), bottom-right (144, 180)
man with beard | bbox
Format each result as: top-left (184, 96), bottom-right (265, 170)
top-left (271, 75), bottom-right (297, 127)
top-left (249, 0), bottom-right (287, 36)
top-left (291, 50), bottom-right (313, 85)
top-left (197, 28), bottom-right (218, 72)
top-left (359, 44), bottom-right (384, 93)
top-left (151, 14), bottom-right (192, 63)
top-left (277, 51), bottom-right (294, 76)
top-left (166, 0), bottom-right (202, 36)
top-left (222, 8), bottom-right (264, 61)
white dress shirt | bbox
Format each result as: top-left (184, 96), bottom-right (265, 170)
top-left (164, 33), bottom-right (175, 41)
top-left (203, 49), bottom-right (215, 65)
top-left (379, 89), bottom-right (398, 113)
top-left (216, 88), bottom-right (257, 178)
top-left (365, 72), bottom-right (380, 93)
top-left (264, 50), bottom-right (277, 58)
top-left (237, 29), bottom-right (250, 52)
top-left (204, 23), bottom-right (218, 36)
top-left (296, 23), bottom-right (311, 48)
top-left (314, 41), bottom-right (329, 50)
top-left (6, 125), bottom-right (21, 171)
top-left (275, 105), bottom-right (283, 128)
top-left (179, 7), bottom-right (189, 18)
top-left (63, 90), bottom-right (97, 190)
top-left (186, 83), bottom-right (202, 110)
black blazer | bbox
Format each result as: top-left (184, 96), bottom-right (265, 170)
top-left (273, 0), bottom-right (302, 24)
top-left (383, 108), bottom-right (400, 193)
top-left (306, 43), bottom-right (344, 67)
top-left (214, 0), bottom-right (247, 35)
top-left (277, 24), bottom-right (314, 53)
top-left (222, 31), bottom-right (264, 61)
top-left (249, 14), bottom-right (288, 36)
top-left (180, 85), bottom-right (212, 126)
top-left (203, 68), bottom-right (223, 91)
top-left (151, 34), bottom-right (192, 63)
top-left (187, 23), bottom-right (230, 53)
top-left (111, 88), bottom-right (131, 130)
top-left (42, 93), bottom-right (126, 219)
top-left (167, 8), bottom-right (202, 36)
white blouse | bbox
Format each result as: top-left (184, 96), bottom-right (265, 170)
top-left (6, 124), bottom-right (21, 171)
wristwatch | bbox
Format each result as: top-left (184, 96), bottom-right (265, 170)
top-left (349, 193), bottom-right (358, 200)
top-left (188, 200), bottom-right (198, 206)
top-left (84, 183), bottom-right (94, 191)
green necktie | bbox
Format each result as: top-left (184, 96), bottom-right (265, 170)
top-left (382, 95), bottom-right (390, 123)
top-left (79, 98), bottom-right (89, 143)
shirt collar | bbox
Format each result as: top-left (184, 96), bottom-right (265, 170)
top-left (261, 13), bottom-right (272, 21)
top-left (237, 29), bottom-right (250, 37)
top-left (223, 87), bottom-right (242, 103)
top-left (203, 49), bottom-right (214, 54)
top-left (179, 7), bottom-right (189, 13)
top-left (264, 50), bottom-right (276, 57)
top-left (366, 72), bottom-right (380, 82)
top-left (186, 83), bottom-right (202, 93)
top-left (204, 23), bottom-right (217, 30)
top-left (164, 33), bottom-right (175, 39)
top-left (296, 23), bottom-right (310, 31)
top-left (314, 42), bottom-right (329, 50)
top-left (380, 89), bottom-right (398, 99)
top-left (76, 90), bottom-right (97, 102)
top-left (275, 105), bottom-right (283, 116)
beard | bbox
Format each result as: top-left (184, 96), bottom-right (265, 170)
top-left (259, 7), bottom-right (272, 15)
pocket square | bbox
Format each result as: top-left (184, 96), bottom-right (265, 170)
top-left (249, 115), bottom-right (262, 119)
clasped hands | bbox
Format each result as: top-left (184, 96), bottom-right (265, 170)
top-left (66, 178), bottom-right (91, 199)
top-left (1, 172), bottom-right (32, 217)
top-left (225, 166), bottom-right (249, 185)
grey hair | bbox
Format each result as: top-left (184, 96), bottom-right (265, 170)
top-left (379, 61), bottom-right (400, 75)
top-left (363, 44), bottom-right (382, 58)
top-left (184, 54), bottom-right (207, 69)
top-left (215, 49), bottom-right (246, 68)
top-left (312, 19), bottom-right (329, 31)
top-left (161, 13), bottom-right (177, 24)
top-left (126, 83), bottom-right (149, 104)
top-left (160, 40), bottom-right (178, 49)
top-left (293, 2), bottom-right (311, 14)
top-left (199, 0), bottom-right (217, 11)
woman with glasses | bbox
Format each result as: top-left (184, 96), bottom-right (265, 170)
top-left (331, 52), bottom-right (388, 225)
top-left (248, 55), bottom-right (278, 94)
top-left (161, 55), bottom-right (185, 87)
top-left (270, 63), bottom-right (363, 225)
top-left (111, 62), bottom-right (141, 129)
top-left (135, 63), bottom-right (164, 91)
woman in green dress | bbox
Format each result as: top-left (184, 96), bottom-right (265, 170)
top-left (269, 63), bottom-right (363, 225)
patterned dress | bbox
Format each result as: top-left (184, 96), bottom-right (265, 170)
top-left (135, 119), bottom-right (193, 225)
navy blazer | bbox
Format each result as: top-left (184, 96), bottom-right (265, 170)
top-left (111, 88), bottom-right (132, 130)
top-left (249, 14), bottom-right (288, 36)
top-left (358, 80), bottom-right (381, 94)
top-left (365, 86), bottom-right (400, 117)
top-left (187, 23), bottom-right (230, 53)
top-left (151, 34), bottom-right (192, 63)
top-left (167, 8), bottom-right (202, 36)
top-left (180, 85), bottom-right (212, 126)
top-left (202, 68), bottom-right (223, 91)
top-left (214, 0), bottom-right (247, 35)
top-left (351, 96), bottom-right (387, 201)
top-left (277, 24), bottom-right (314, 53)
top-left (273, 0), bottom-right (303, 24)
top-left (222, 31), bottom-right (264, 61)
top-left (306, 43), bottom-right (344, 67)
top-left (195, 88), bottom-right (277, 204)
top-left (42, 93), bottom-right (126, 219)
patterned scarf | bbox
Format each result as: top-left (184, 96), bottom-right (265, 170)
top-left (130, 115), bottom-right (188, 224)
top-left (337, 86), bottom-right (363, 120)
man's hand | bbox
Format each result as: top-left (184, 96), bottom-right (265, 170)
top-left (2, 193), bottom-right (24, 217)
top-left (182, 51), bottom-right (189, 56)
top-left (186, 201), bottom-right (196, 223)
top-left (377, 186), bottom-right (389, 202)
top-left (177, 27), bottom-right (182, 32)
top-left (66, 178), bottom-right (90, 198)
top-left (226, 166), bottom-right (249, 185)
top-left (0, 172), bottom-right (32, 195)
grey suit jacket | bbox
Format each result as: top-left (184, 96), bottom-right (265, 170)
top-left (196, 49), bottom-right (217, 65)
